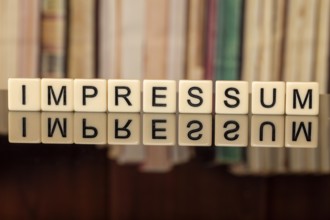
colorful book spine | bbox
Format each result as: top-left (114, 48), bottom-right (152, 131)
top-left (215, 0), bottom-right (244, 165)
top-left (41, 0), bottom-right (67, 78)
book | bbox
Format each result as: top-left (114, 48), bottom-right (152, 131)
top-left (0, 0), bottom-right (19, 89)
top-left (19, 0), bottom-right (40, 78)
top-left (68, 0), bottom-right (95, 78)
top-left (140, 0), bottom-right (172, 172)
top-left (167, 0), bottom-right (192, 165)
top-left (117, 0), bottom-right (146, 165)
top-left (285, 0), bottom-right (318, 174)
top-left (41, 0), bottom-right (67, 78)
top-left (204, 0), bottom-right (216, 80)
top-left (214, 0), bottom-right (244, 166)
top-left (186, 0), bottom-right (206, 80)
top-left (314, 0), bottom-right (330, 94)
top-left (98, 0), bottom-right (117, 79)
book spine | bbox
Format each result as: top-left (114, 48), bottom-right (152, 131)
top-left (68, 0), bottom-right (95, 78)
top-left (19, 0), bottom-right (40, 77)
top-left (41, 0), bottom-right (67, 78)
top-left (0, 0), bottom-right (19, 89)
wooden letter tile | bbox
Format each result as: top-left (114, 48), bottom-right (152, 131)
top-left (8, 78), bottom-right (41, 111)
top-left (215, 81), bottom-right (249, 114)
top-left (108, 80), bottom-right (141, 112)
top-left (286, 82), bottom-right (319, 115)
top-left (179, 80), bottom-right (213, 113)
top-left (143, 80), bottom-right (176, 113)
top-left (41, 79), bottom-right (74, 111)
top-left (252, 81), bottom-right (285, 114)
top-left (74, 79), bottom-right (107, 112)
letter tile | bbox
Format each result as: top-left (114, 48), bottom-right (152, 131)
top-left (179, 80), bottom-right (213, 113)
top-left (285, 116), bottom-right (318, 148)
top-left (41, 78), bottom-right (74, 111)
top-left (108, 113), bottom-right (141, 145)
top-left (74, 113), bottom-right (107, 144)
top-left (8, 112), bottom-right (41, 143)
top-left (251, 115), bottom-right (285, 147)
top-left (8, 78), bottom-right (41, 111)
top-left (251, 81), bottom-right (285, 114)
top-left (108, 80), bottom-right (141, 112)
top-left (214, 115), bottom-right (248, 147)
top-left (41, 112), bottom-right (73, 144)
top-left (215, 81), bottom-right (249, 114)
top-left (286, 82), bottom-right (319, 115)
top-left (178, 114), bottom-right (212, 146)
top-left (143, 80), bottom-right (176, 113)
top-left (74, 79), bottom-right (107, 112)
top-left (143, 114), bottom-right (176, 145)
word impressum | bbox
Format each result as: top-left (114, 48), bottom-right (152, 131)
top-left (8, 79), bottom-right (319, 115)
top-left (9, 112), bottom-right (318, 148)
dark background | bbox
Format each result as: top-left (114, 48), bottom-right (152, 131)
top-left (0, 138), bottom-right (329, 220)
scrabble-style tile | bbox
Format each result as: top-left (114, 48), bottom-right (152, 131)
top-left (143, 80), bottom-right (176, 113)
top-left (251, 81), bottom-right (285, 114)
top-left (143, 114), bottom-right (176, 145)
top-left (108, 80), bottom-right (141, 112)
top-left (215, 81), bottom-right (249, 114)
top-left (179, 80), bottom-right (213, 113)
top-left (8, 112), bottom-right (41, 143)
top-left (41, 112), bottom-right (73, 144)
top-left (214, 115), bottom-right (248, 147)
top-left (285, 116), bottom-right (318, 148)
top-left (41, 78), bottom-right (74, 111)
top-left (8, 78), bottom-right (41, 111)
top-left (178, 114), bottom-right (212, 146)
top-left (286, 82), bottom-right (319, 115)
top-left (74, 113), bottom-right (107, 144)
top-left (108, 113), bottom-right (141, 145)
top-left (251, 115), bottom-right (284, 147)
top-left (74, 79), bottom-right (107, 112)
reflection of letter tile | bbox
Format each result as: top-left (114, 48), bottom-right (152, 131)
top-left (178, 114), bottom-right (212, 146)
top-left (286, 82), bottom-right (319, 115)
top-left (214, 115), bottom-right (248, 147)
top-left (143, 114), bottom-right (176, 145)
top-left (251, 81), bottom-right (285, 114)
top-left (41, 79), bottom-right (74, 111)
top-left (74, 113), bottom-right (107, 144)
top-left (108, 113), bottom-right (140, 145)
top-left (251, 115), bottom-right (285, 147)
top-left (74, 79), bottom-right (107, 112)
top-left (8, 78), bottom-right (41, 111)
top-left (41, 112), bottom-right (73, 144)
top-left (143, 80), bottom-right (176, 113)
top-left (215, 81), bottom-right (249, 114)
top-left (108, 80), bottom-right (141, 112)
top-left (8, 112), bottom-right (41, 143)
top-left (179, 80), bottom-right (213, 113)
top-left (285, 116), bottom-right (318, 148)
